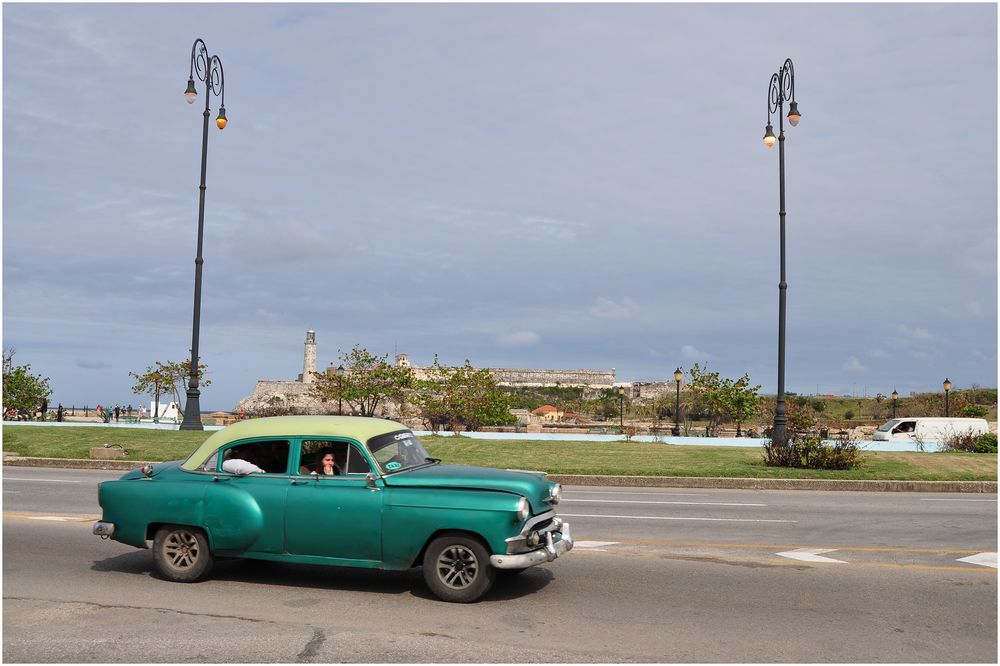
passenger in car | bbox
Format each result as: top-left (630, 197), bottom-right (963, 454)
top-left (311, 448), bottom-right (341, 476)
top-left (221, 446), bottom-right (264, 475)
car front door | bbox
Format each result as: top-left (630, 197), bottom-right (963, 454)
top-left (284, 439), bottom-right (383, 565)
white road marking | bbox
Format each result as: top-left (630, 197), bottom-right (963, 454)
top-left (919, 499), bottom-right (996, 502)
top-left (564, 499), bottom-right (766, 507)
top-left (568, 490), bottom-right (705, 497)
top-left (776, 548), bottom-right (846, 564)
top-left (957, 552), bottom-right (998, 568)
top-left (574, 541), bottom-right (619, 548)
top-left (561, 513), bottom-right (795, 524)
top-left (2, 478), bottom-right (82, 483)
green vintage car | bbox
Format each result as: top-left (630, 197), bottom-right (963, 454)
top-left (93, 416), bottom-right (572, 602)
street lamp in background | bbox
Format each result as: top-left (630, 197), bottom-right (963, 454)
top-left (943, 378), bottom-right (952, 417)
top-left (891, 389), bottom-right (898, 419)
top-left (180, 38), bottom-right (227, 431)
top-left (337, 365), bottom-right (346, 415)
top-left (762, 58), bottom-right (801, 444)
top-left (618, 387), bottom-right (625, 431)
top-left (673, 368), bottom-right (683, 436)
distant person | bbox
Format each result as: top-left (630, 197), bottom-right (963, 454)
top-left (40, 399), bottom-right (48, 421)
top-left (114, 406), bottom-right (120, 422)
top-left (57, 404), bottom-right (64, 422)
top-left (96, 404), bottom-right (103, 419)
top-left (127, 404), bottom-right (133, 418)
top-left (139, 405), bottom-right (147, 419)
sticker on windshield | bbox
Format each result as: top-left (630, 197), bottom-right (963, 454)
top-left (386, 461), bottom-right (403, 471)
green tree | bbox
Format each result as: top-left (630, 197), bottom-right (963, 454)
top-left (688, 363), bottom-right (761, 436)
top-left (311, 345), bottom-right (414, 417)
top-left (723, 375), bottom-right (762, 436)
top-left (130, 359), bottom-right (210, 415)
top-left (2, 348), bottom-right (52, 415)
top-left (412, 357), bottom-right (517, 432)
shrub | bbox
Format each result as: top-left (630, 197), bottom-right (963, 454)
top-left (942, 430), bottom-right (997, 453)
top-left (962, 405), bottom-right (989, 418)
top-left (763, 436), bottom-right (863, 469)
top-left (974, 433), bottom-right (998, 454)
top-left (844, 410), bottom-right (855, 420)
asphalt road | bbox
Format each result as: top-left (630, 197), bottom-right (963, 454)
top-left (3, 467), bottom-right (996, 662)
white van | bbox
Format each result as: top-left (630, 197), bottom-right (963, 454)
top-left (873, 417), bottom-right (989, 442)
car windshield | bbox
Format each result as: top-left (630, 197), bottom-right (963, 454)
top-left (367, 430), bottom-right (435, 474)
top-left (877, 420), bottom-right (900, 432)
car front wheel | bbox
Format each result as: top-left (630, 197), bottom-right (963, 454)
top-left (423, 534), bottom-right (496, 603)
top-left (152, 525), bottom-right (214, 583)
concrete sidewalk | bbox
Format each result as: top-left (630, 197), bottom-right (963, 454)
top-left (3, 455), bottom-right (995, 493)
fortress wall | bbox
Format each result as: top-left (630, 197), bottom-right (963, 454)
top-left (489, 368), bottom-right (616, 387)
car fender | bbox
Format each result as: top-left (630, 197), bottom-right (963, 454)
top-left (99, 478), bottom-right (208, 549)
top-left (380, 486), bottom-right (524, 568)
top-left (201, 480), bottom-right (266, 552)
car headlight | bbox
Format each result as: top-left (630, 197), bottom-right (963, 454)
top-left (516, 497), bottom-right (530, 522)
top-left (548, 483), bottom-right (562, 505)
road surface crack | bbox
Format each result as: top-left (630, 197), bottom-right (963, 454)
top-left (4, 596), bottom-right (274, 624)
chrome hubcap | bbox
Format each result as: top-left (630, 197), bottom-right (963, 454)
top-left (436, 545), bottom-right (479, 589)
top-left (164, 531), bottom-right (200, 570)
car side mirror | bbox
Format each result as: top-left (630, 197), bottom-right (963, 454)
top-left (365, 473), bottom-right (378, 490)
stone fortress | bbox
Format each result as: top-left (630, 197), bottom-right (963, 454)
top-left (234, 330), bottom-right (680, 416)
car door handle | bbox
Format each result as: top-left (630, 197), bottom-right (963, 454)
top-left (290, 478), bottom-right (310, 485)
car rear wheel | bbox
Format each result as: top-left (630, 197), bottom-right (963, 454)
top-left (152, 525), bottom-right (214, 583)
top-left (423, 534), bottom-right (496, 603)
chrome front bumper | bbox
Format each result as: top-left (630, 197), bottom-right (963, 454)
top-left (92, 521), bottom-right (115, 538)
top-left (490, 522), bottom-right (573, 569)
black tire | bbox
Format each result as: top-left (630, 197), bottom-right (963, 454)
top-left (422, 534), bottom-right (496, 603)
top-left (152, 525), bottom-right (214, 583)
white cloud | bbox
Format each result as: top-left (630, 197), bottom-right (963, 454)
top-left (896, 324), bottom-right (933, 343)
top-left (681, 345), bottom-right (710, 361)
top-left (868, 349), bottom-right (890, 359)
top-left (842, 356), bottom-right (867, 373)
top-left (497, 330), bottom-right (540, 348)
top-left (588, 297), bottom-right (639, 319)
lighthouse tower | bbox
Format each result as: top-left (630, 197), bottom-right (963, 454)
top-left (302, 330), bottom-right (317, 383)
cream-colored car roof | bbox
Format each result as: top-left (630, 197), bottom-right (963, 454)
top-left (180, 415), bottom-right (408, 470)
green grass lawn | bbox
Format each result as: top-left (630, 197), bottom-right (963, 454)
top-left (3, 426), bottom-right (996, 481)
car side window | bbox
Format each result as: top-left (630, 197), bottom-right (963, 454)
top-left (297, 440), bottom-right (371, 476)
top-left (299, 440), bottom-right (348, 475)
top-left (345, 445), bottom-right (371, 475)
top-left (221, 440), bottom-right (290, 474)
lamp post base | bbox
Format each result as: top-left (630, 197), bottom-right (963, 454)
top-left (180, 388), bottom-right (204, 431)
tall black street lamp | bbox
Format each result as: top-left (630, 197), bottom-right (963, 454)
top-left (337, 365), bottom-right (346, 415)
top-left (618, 387), bottom-right (625, 431)
top-left (180, 39), bottom-right (227, 431)
top-left (762, 58), bottom-right (802, 444)
top-left (891, 389), bottom-right (898, 419)
top-left (672, 368), bottom-right (683, 436)
top-left (943, 378), bottom-right (952, 417)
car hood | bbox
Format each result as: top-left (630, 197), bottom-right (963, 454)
top-left (383, 464), bottom-right (553, 511)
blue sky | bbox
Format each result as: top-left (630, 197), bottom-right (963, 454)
top-left (3, 3), bottom-right (997, 410)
